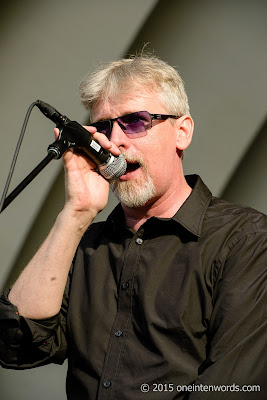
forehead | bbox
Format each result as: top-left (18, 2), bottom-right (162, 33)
top-left (92, 88), bottom-right (167, 122)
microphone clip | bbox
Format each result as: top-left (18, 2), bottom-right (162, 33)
top-left (47, 121), bottom-right (93, 159)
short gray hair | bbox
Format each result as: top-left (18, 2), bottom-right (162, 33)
top-left (79, 54), bottom-right (190, 120)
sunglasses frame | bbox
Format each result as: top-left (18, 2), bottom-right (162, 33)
top-left (90, 111), bottom-right (181, 139)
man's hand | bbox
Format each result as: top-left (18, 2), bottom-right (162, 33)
top-left (55, 126), bottom-right (121, 230)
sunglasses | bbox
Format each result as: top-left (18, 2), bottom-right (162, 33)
top-left (90, 111), bottom-right (180, 139)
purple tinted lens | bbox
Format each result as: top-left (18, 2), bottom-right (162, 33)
top-left (118, 111), bottom-right (151, 134)
top-left (91, 120), bottom-right (112, 138)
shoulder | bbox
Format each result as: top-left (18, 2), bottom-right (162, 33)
top-left (205, 196), bottom-right (267, 236)
top-left (201, 197), bottom-right (267, 280)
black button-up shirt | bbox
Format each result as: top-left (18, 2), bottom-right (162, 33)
top-left (0, 175), bottom-right (266, 399)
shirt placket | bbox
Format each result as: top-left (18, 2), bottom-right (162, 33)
top-left (97, 229), bottom-right (145, 399)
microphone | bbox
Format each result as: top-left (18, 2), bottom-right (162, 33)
top-left (36, 100), bottom-right (127, 180)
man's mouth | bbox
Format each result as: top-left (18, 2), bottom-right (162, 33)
top-left (125, 161), bottom-right (141, 173)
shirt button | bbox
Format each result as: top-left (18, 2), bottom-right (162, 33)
top-left (122, 282), bottom-right (129, 290)
top-left (115, 330), bottom-right (123, 337)
top-left (136, 237), bottom-right (143, 245)
top-left (103, 381), bottom-right (111, 388)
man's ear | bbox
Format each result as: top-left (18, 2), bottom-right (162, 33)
top-left (175, 115), bottom-right (194, 151)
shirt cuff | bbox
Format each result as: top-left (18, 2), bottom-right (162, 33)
top-left (0, 288), bottom-right (61, 353)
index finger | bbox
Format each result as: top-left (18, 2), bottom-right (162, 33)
top-left (83, 126), bottom-right (121, 157)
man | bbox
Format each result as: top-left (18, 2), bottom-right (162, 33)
top-left (0, 54), bottom-right (266, 399)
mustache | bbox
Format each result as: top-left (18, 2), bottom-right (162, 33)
top-left (120, 150), bottom-right (145, 167)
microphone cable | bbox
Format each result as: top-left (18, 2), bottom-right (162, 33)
top-left (0, 101), bottom-right (39, 213)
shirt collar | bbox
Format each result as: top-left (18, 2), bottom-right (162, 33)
top-left (107, 175), bottom-right (212, 238)
top-left (172, 175), bottom-right (212, 237)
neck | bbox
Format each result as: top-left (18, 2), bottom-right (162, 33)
top-left (122, 175), bottom-right (192, 232)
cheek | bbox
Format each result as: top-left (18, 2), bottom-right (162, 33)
top-left (145, 143), bottom-right (177, 184)
top-left (137, 128), bottom-right (178, 180)
top-left (152, 135), bottom-right (178, 165)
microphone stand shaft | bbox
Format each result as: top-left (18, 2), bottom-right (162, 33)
top-left (0, 152), bottom-right (56, 213)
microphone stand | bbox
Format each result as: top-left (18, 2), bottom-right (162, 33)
top-left (0, 132), bottom-right (72, 214)
top-left (0, 100), bottom-right (70, 214)
top-left (0, 151), bottom-right (57, 214)
top-left (0, 99), bottom-right (88, 214)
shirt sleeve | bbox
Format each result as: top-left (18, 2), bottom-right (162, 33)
top-left (187, 229), bottom-right (267, 399)
top-left (0, 277), bottom-right (69, 369)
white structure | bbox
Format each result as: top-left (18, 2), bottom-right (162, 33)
top-left (0, 1), bottom-right (266, 398)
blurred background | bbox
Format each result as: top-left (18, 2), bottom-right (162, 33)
top-left (0, 0), bottom-right (266, 398)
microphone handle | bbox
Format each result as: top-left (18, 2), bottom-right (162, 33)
top-left (48, 121), bottom-right (112, 166)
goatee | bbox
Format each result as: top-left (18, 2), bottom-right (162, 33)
top-left (110, 151), bottom-right (156, 208)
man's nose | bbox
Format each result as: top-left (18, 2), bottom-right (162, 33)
top-left (109, 121), bottom-right (130, 148)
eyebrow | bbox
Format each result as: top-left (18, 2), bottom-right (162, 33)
top-left (94, 118), bottom-right (108, 123)
top-left (93, 111), bottom-right (140, 123)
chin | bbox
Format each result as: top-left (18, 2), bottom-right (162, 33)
top-left (110, 176), bottom-right (156, 208)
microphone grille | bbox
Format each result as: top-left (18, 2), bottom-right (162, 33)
top-left (99, 154), bottom-right (127, 180)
